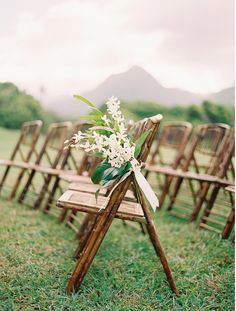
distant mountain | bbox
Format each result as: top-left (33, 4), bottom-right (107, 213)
top-left (82, 65), bottom-right (201, 106)
top-left (45, 66), bottom-right (234, 117)
top-left (207, 86), bottom-right (235, 106)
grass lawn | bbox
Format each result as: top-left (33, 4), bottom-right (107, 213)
top-left (0, 127), bottom-right (235, 310)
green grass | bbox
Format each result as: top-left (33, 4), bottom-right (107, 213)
top-left (0, 127), bottom-right (235, 310)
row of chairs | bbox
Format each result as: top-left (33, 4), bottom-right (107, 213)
top-left (0, 117), bottom-right (234, 294)
top-left (0, 115), bottom-right (181, 295)
top-left (145, 122), bottom-right (235, 239)
top-left (56, 121), bottom-right (235, 241)
top-left (0, 120), bottom-right (234, 238)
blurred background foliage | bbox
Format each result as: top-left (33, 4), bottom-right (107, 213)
top-left (105, 100), bottom-right (234, 127)
top-left (0, 82), bottom-right (61, 131)
top-left (0, 82), bottom-right (234, 130)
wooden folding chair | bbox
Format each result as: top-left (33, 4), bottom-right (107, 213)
top-left (39, 122), bottom-right (102, 219)
top-left (199, 131), bottom-right (235, 238)
top-left (0, 120), bottom-right (42, 199)
top-left (58, 121), bottom-right (147, 232)
top-left (165, 123), bottom-right (230, 221)
top-left (57, 114), bottom-right (180, 296)
top-left (17, 122), bottom-right (72, 208)
top-left (145, 122), bottom-right (192, 207)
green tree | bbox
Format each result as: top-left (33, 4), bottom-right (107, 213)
top-left (0, 82), bottom-right (60, 130)
top-left (202, 100), bottom-right (234, 126)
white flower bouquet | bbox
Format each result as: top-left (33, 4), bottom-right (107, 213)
top-left (65, 95), bottom-right (158, 209)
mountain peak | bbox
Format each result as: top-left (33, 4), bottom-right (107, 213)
top-left (127, 65), bottom-right (148, 74)
top-left (81, 66), bottom-right (234, 106)
top-left (45, 66), bottom-right (234, 117)
top-left (82, 65), bottom-right (199, 105)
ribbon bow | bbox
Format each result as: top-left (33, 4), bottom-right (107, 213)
top-left (108, 159), bottom-right (159, 212)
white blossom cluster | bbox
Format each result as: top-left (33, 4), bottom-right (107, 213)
top-left (69, 96), bottom-right (135, 168)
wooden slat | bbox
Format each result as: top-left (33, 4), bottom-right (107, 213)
top-left (225, 185), bottom-right (235, 193)
top-left (58, 190), bottom-right (144, 218)
top-left (0, 159), bottom-right (12, 166)
top-left (68, 182), bottom-right (136, 201)
top-left (145, 165), bottom-right (234, 186)
top-left (69, 182), bottom-right (107, 195)
top-left (70, 213), bottom-right (83, 225)
top-left (66, 221), bottom-right (79, 233)
top-left (211, 200), bottom-right (232, 210)
top-left (199, 223), bottom-right (221, 233)
top-left (59, 173), bottom-right (91, 183)
top-left (44, 209), bottom-right (60, 218)
top-left (205, 209), bottom-right (228, 218)
top-left (202, 216), bottom-right (226, 226)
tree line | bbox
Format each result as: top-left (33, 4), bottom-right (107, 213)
top-left (0, 82), bottom-right (60, 130)
top-left (120, 100), bottom-right (234, 127)
top-left (0, 82), bottom-right (234, 130)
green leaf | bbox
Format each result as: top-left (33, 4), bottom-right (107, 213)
top-left (73, 94), bottom-right (102, 115)
top-left (102, 167), bottom-right (119, 181)
top-left (84, 120), bottom-right (105, 126)
top-left (134, 130), bottom-right (151, 158)
top-left (101, 179), bottom-right (117, 187)
top-left (91, 161), bottom-right (111, 184)
top-left (102, 162), bottom-right (131, 184)
top-left (80, 114), bottom-right (102, 120)
top-left (95, 188), bottom-right (101, 203)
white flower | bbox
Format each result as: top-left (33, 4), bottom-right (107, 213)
top-left (68, 96), bottom-right (136, 170)
top-left (73, 131), bottom-right (85, 143)
top-left (106, 96), bottom-right (120, 116)
top-left (101, 115), bottom-right (110, 126)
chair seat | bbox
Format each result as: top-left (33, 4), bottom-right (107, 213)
top-left (225, 185), bottom-right (235, 193)
top-left (59, 172), bottom-right (92, 183)
top-left (69, 182), bottom-right (107, 195)
top-left (145, 164), bottom-right (234, 186)
top-left (57, 190), bottom-right (145, 221)
top-left (0, 159), bottom-right (65, 175)
top-left (0, 159), bottom-right (12, 166)
top-left (68, 182), bottom-right (136, 201)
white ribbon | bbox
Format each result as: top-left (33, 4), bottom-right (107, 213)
top-left (107, 159), bottom-right (159, 212)
top-left (131, 159), bottom-right (159, 211)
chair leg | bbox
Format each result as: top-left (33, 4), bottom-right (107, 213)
top-left (139, 223), bottom-right (146, 235)
top-left (59, 208), bottom-right (69, 223)
top-left (189, 182), bottom-right (210, 222)
top-left (133, 179), bottom-right (179, 296)
top-left (34, 174), bottom-right (53, 209)
top-left (66, 209), bottom-right (117, 294)
top-left (200, 187), bottom-right (220, 227)
top-left (43, 177), bottom-right (61, 212)
top-left (74, 214), bottom-right (99, 259)
top-left (158, 175), bottom-right (173, 208)
top-left (18, 170), bottom-right (36, 203)
top-left (0, 166), bottom-right (11, 195)
top-left (76, 214), bottom-right (97, 239)
top-left (145, 220), bottom-right (179, 296)
top-left (167, 177), bottom-right (183, 211)
top-left (222, 209), bottom-right (235, 239)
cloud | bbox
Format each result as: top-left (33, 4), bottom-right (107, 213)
top-left (0, 0), bottom-right (234, 98)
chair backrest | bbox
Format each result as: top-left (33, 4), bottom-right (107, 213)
top-left (217, 129), bottom-right (235, 179)
top-left (9, 120), bottom-right (42, 163)
top-left (199, 133), bottom-right (235, 238)
top-left (61, 122), bottom-right (101, 176)
top-left (149, 122), bottom-right (192, 168)
top-left (35, 122), bottom-right (72, 169)
top-left (105, 114), bottom-right (163, 208)
top-left (181, 123), bottom-right (230, 175)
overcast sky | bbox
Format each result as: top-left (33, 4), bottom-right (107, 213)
top-left (0, 0), bottom-right (234, 98)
